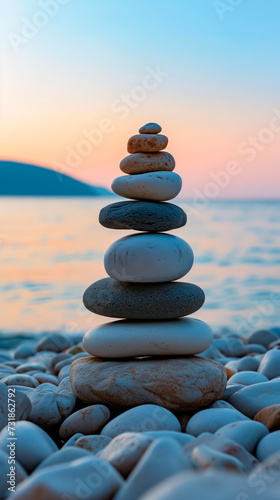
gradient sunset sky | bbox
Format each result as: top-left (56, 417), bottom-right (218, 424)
top-left (1, 1), bottom-right (280, 198)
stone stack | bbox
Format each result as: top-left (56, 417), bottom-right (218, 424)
top-left (70, 123), bottom-right (227, 411)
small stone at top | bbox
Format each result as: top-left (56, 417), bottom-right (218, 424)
top-left (139, 122), bottom-right (162, 134)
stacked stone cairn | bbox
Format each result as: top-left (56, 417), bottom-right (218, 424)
top-left (70, 123), bottom-right (227, 412)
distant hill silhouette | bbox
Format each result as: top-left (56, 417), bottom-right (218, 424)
top-left (0, 161), bottom-right (112, 196)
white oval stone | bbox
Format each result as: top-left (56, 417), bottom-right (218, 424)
top-left (258, 349), bottom-right (280, 379)
top-left (101, 405), bottom-right (181, 439)
top-left (83, 318), bottom-right (213, 358)
top-left (111, 171), bottom-right (182, 201)
top-left (104, 233), bottom-right (193, 283)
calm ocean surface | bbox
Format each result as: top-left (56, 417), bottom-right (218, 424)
top-left (1, 198), bottom-right (280, 338)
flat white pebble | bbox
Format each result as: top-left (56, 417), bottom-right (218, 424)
top-left (111, 171), bottom-right (182, 202)
top-left (104, 233), bottom-right (193, 283)
top-left (83, 318), bottom-right (213, 358)
top-left (228, 371), bottom-right (269, 386)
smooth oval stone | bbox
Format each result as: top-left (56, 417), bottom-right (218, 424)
top-left (256, 431), bottom-right (280, 461)
top-left (114, 438), bottom-right (188, 500)
top-left (75, 435), bottom-right (112, 454)
top-left (98, 433), bottom-right (153, 478)
top-left (212, 338), bottom-right (246, 357)
top-left (120, 152), bottom-right (175, 175)
top-left (139, 123), bottom-right (162, 134)
top-left (101, 405), bottom-right (180, 439)
top-left (258, 349), bottom-right (280, 379)
top-left (229, 380), bottom-right (280, 418)
top-left (215, 420), bottom-right (269, 453)
top-left (59, 404), bottom-right (110, 440)
top-left (112, 171), bottom-right (182, 202)
top-left (236, 356), bottom-right (260, 371)
top-left (16, 362), bottom-right (46, 374)
top-left (99, 200), bottom-right (185, 232)
top-left (0, 421), bottom-right (58, 473)
top-left (143, 431), bottom-right (194, 446)
top-left (11, 456), bottom-right (123, 500)
top-left (127, 133), bottom-right (168, 153)
top-left (228, 371), bottom-right (269, 386)
top-left (254, 404), bottom-right (280, 431)
top-left (70, 356), bottom-right (227, 411)
top-left (186, 409), bottom-right (248, 437)
top-left (248, 329), bottom-right (278, 347)
top-left (104, 233), bottom-right (193, 283)
top-left (1, 374), bottom-right (39, 388)
top-left (83, 279), bottom-right (204, 320)
top-left (83, 318), bottom-right (213, 358)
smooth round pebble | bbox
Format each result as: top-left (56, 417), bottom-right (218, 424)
top-left (236, 356), bottom-right (260, 371)
top-left (1, 374), bottom-right (39, 388)
top-left (254, 404), bottom-right (280, 431)
top-left (27, 380), bottom-right (76, 427)
top-left (83, 278), bottom-right (204, 320)
top-left (248, 329), bottom-right (278, 347)
top-left (228, 371), bottom-right (269, 386)
top-left (99, 200), bottom-right (186, 232)
top-left (229, 380), bottom-right (280, 418)
top-left (191, 444), bottom-right (246, 473)
top-left (104, 233), bottom-right (193, 283)
top-left (120, 151), bottom-right (174, 175)
top-left (101, 405), bottom-right (180, 439)
top-left (59, 404), bottom-right (110, 440)
top-left (112, 171), bottom-right (182, 201)
top-left (139, 122), bottom-right (162, 134)
top-left (70, 356), bottom-right (227, 411)
top-left (258, 349), bottom-right (280, 379)
top-left (256, 431), bottom-right (280, 461)
top-left (83, 318), bottom-right (213, 358)
top-left (127, 133), bottom-right (168, 153)
top-left (186, 408), bottom-right (248, 437)
top-left (215, 420), bottom-right (269, 453)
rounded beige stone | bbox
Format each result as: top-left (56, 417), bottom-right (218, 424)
top-left (111, 171), bottom-right (182, 202)
top-left (120, 152), bottom-right (175, 175)
top-left (127, 134), bottom-right (168, 153)
top-left (70, 356), bottom-right (227, 412)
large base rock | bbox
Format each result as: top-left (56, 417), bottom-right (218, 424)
top-left (70, 356), bottom-right (227, 411)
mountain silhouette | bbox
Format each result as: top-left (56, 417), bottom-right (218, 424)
top-left (0, 161), bottom-right (112, 196)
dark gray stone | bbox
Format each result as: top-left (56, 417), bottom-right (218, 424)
top-left (83, 278), bottom-right (205, 320)
top-left (99, 201), bottom-right (187, 232)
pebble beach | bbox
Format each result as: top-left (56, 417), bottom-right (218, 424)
top-left (1, 123), bottom-right (280, 499)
